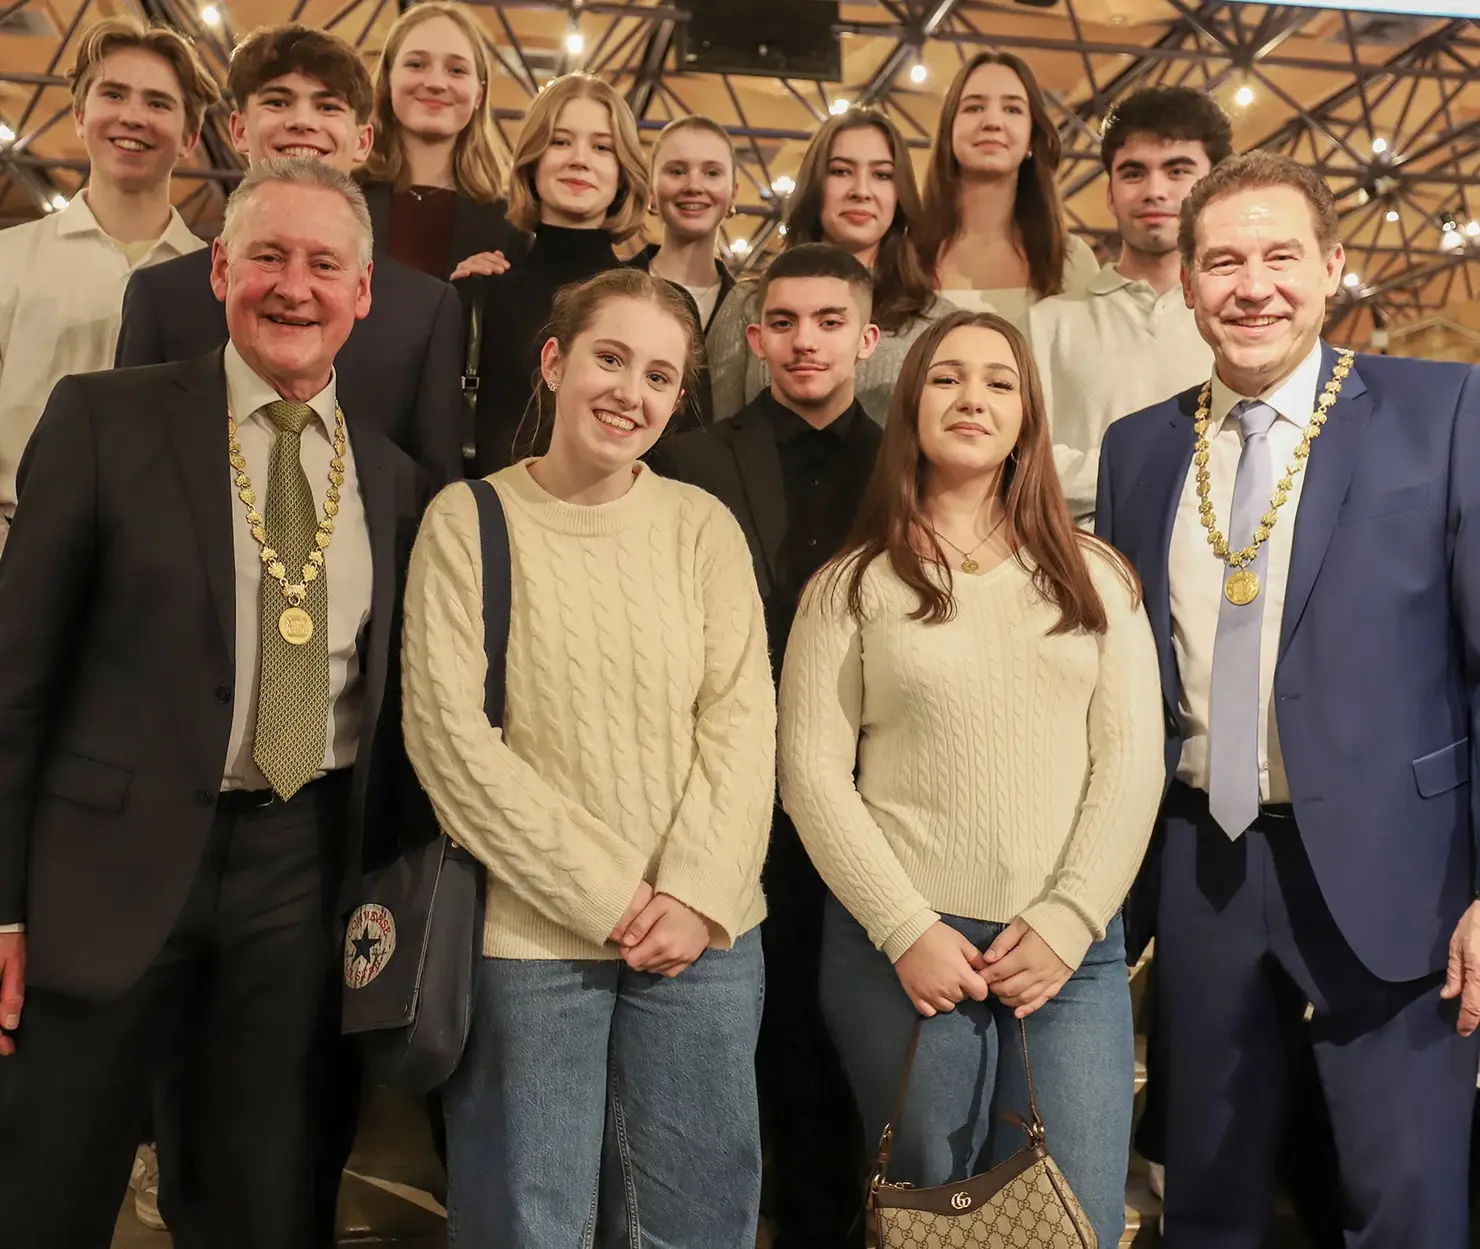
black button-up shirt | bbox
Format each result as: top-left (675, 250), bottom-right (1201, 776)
top-left (755, 391), bottom-right (877, 658)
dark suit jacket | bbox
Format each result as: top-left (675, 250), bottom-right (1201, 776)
top-left (115, 247), bottom-right (464, 487)
top-left (650, 400), bottom-right (880, 650)
top-left (361, 181), bottom-right (516, 280)
top-left (1096, 344), bottom-right (1480, 982)
top-left (0, 350), bottom-right (437, 1000)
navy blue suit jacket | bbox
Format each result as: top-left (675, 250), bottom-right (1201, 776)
top-left (1096, 344), bottom-right (1480, 984)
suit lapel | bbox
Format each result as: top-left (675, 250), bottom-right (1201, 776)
top-left (1144, 394), bottom-right (1199, 712)
top-left (1278, 344), bottom-right (1371, 661)
top-left (168, 349), bottom-right (236, 660)
top-left (727, 413), bottom-right (788, 591)
top-left (347, 424), bottom-right (397, 761)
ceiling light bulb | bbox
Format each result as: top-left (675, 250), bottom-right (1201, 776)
top-left (1343, 273), bottom-right (1360, 288)
top-left (1467, 220), bottom-right (1480, 237)
top-left (909, 63), bottom-right (927, 85)
top-left (1371, 136), bottom-right (1387, 155)
top-left (200, 4), bottom-right (220, 24)
top-left (564, 31), bottom-right (584, 55)
top-left (51, 194), bottom-right (68, 211)
top-left (1234, 85), bottom-right (1255, 108)
top-left (777, 224), bottom-right (788, 236)
top-left (1441, 228), bottom-right (1462, 250)
top-left (829, 98), bottom-right (850, 116)
top-left (0, 124), bottom-right (12, 144)
top-left (1385, 209), bottom-right (1399, 223)
top-left (731, 237), bottom-right (750, 255)
top-left (771, 175), bottom-right (795, 195)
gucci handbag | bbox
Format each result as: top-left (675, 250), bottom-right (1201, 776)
top-left (869, 1017), bottom-right (1097, 1249)
top-left (340, 478), bottom-right (510, 1094)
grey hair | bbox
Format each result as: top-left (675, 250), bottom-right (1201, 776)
top-left (219, 156), bottom-right (374, 269)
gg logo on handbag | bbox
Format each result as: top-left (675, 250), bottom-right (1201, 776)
top-left (869, 1018), bottom-right (1096, 1248)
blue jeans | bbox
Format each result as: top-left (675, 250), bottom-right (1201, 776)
top-left (442, 931), bottom-right (764, 1249)
top-left (819, 898), bottom-right (1133, 1248)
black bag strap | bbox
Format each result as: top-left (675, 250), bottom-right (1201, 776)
top-left (465, 478), bottom-right (510, 729)
top-left (874, 1016), bottom-right (1045, 1183)
top-left (460, 283), bottom-right (484, 466)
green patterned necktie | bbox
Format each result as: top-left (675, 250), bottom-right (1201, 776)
top-left (252, 400), bottom-right (330, 800)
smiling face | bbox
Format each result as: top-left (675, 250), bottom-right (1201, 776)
top-left (652, 126), bottom-right (734, 244)
top-left (916, 324), bottom-right (1025, 485)
top-left (535, 95), bottom-right (620, 228)
top-left (540, 295), bottom-right (689, 473)
top-left (745, 275), bottom-right (878, 413)
top-left (74, 47), bottom-right (198, 193)
top-left (211, 180), bottom-right (371, 397)
top-left (819, 124), bottom-right (898, 264)
top-left (230, 71), bottom-right (374, 173)
top-left (950, 61), bottom-right (1033, 179)
top-left (388, 13), bottom-right (483, 147)
top-left (1184, 183), bottom-right (1343, 396)
top-left (1108, 134), bottom-right (1211, 259)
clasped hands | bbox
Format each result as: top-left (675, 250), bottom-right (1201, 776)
top-left (608, 881), bottom-right (712, 978)
top-left (895, 918), bottom-right (1071, 1021)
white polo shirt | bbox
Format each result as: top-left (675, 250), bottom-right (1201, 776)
top-left (0, 193), bottom-right (203, 549)
top-left (1029, 266), bottom-right (1212, 526)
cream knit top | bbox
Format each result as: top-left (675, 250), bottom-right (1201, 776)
top-left (778, 547), bottom-right (1163, 971)
top-left (402, 462), bottom-right (777, 961)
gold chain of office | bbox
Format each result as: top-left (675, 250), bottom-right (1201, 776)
top-left (1195, 349), bottom-right (1354, 607)
top-left (226, 403), bottom-right (347, 646)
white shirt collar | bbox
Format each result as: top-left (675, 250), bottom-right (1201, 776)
top-left (223, 341), bottom-right (337, 437)
top-left (56, 191), bottom-right (201, 259)
top-left (1208, 338), bottom-right (1324, 435)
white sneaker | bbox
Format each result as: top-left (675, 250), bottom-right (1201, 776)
top-left (129, 1143), bottom-right (167, 1231)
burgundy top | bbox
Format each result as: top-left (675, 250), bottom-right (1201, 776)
top-left (387, 186), bottom-right (457, 279)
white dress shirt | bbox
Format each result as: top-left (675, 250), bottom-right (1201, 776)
top-left (0, 194), bottom-right (202, 549)
top-left (221, 344), bottom-right (374, 791)
top-left (1171, 340), bottom-right (1326, 803)
top-left (940, 234), bottom-right (1102, 336)
top-left (1030, 267), bottom-right (1213, 526)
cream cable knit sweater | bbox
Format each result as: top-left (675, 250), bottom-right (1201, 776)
top-left (402, 463), bottom-right (776, 961)
top-left (778, 548), bottom-right (1163, 971)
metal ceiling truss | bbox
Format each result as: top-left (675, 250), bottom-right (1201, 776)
top-left (2, 0), bottom-right (1476, 336)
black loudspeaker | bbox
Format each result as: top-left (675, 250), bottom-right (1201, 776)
top-left (678, 0), bottom-right (842, 81)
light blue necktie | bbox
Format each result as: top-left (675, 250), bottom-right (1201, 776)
top-left (1208, 399), bottom-right (1279, 839)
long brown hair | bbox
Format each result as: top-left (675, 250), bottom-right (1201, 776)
top-left (782, 109), bottom-right (935, 334)
top-left (361, 2), bottom-right (508, 203)
top-left (832, 310), bottom-right (1137, 634)
top-left (917, 52), bottom-right (1070, 300)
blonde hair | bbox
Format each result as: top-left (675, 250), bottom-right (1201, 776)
top-left (505, 73), bottom-right (648, 242)
top-left (650, 113), bottom-right (737, 175)
top-left (68, 15), bottom-right (220, 136)
top-left (361, 2), bottom-right (507, 202)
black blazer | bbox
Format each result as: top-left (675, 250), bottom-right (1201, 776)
top-left (361, 181), bottom-right (518, 280)
top-left (649, 402), bottom-right (881, 613)
top-left (0, 351), bottom-right (437, 1000)
top-left (115, 248), bottom-right (464, 487)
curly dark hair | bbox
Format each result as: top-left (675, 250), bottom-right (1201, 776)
top-left (1099, 86), bottom-right (1234, 174)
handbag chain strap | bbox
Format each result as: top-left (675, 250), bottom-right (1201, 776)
top-left (873, 1016), bottom-right (1045, 1185)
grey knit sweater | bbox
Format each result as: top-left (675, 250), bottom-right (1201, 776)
top-left (704, 285), bottom-right (959, 427)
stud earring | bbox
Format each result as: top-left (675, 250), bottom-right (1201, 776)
top-left (546, 378), bottom-right (558, 393)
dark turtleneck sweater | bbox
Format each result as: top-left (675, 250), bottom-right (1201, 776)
top-left (463, 224), bottom-right (620, 476)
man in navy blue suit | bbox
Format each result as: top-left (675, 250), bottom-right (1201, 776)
top-left (1096, 150), bottom-right (1480, 1246)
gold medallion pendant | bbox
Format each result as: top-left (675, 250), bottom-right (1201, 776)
top-left (1224, 568), bottom-right (1260, 606)
top-left (279, 605), bottom-right (315, 645)
top-left (960, 556), bottom-right (980, 574)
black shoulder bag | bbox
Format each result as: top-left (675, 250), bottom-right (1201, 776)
top-left (341, 478), bottom-right (510, 1094)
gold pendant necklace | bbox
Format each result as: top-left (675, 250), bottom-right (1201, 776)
top-left (931, 517), bottom-right (1005, 574)
top-left (226, 402), bottom-right (347, 646)
top-left (1194, 351), bottom-right (1354, 606)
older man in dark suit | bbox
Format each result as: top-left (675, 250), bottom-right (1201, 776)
top-left (0, 157), bottom-right (434, 1249)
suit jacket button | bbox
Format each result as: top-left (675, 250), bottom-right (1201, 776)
top-left (216, 685), bottom-right (232, 704)
top-left (195, 790), bottom-right (215, 806)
